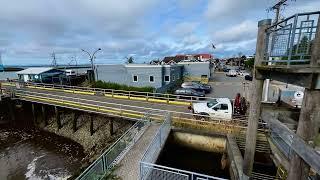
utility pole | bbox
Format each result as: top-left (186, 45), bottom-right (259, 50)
top-left (0, 52), bottom-right (3, 72)
top-left (81, 48), bottom-right (101, 82)
top-left (51, 52), bottom-right (57, 67)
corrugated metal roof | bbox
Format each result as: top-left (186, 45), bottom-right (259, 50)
top-left (16, 67), bottom-right (54, 75)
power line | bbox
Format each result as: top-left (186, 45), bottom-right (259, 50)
top-left (267, 0), bottom-right (296, 25)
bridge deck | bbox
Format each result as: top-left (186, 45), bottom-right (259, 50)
top-left (115, 123), bottom-right (160, 179)
top-left (17, 87), bottom-right (190, 113)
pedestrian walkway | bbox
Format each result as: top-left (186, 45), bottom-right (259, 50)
top-left (115, 123), bottom-right (160, 180)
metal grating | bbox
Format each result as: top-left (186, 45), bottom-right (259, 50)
top-left (264, 11), bottom-right (320, 66)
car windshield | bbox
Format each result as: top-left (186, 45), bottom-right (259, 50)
top-left (207, 100), bottom-right (218, 108)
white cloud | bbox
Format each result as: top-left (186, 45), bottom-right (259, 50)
top-left (213, 20), bottom-right (257, 43)
top-left (205, 0), bottom-right (268, 20)
top-left (169, 22), bottom-right (199, 38)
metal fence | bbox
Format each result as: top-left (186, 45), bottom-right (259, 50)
top-left (139, 113), bottom-right (227, 180)
top-left (270, 130), bottom-right (293, 160)
top-left (77, 120), bottom-right (149, 180)
top-left (264, 11), bottom-right (320, 66)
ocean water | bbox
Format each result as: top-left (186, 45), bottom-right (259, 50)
top-left (0, 127), bottom-right (85, 180)
top-left (0, 71), bottom-right (18, 80)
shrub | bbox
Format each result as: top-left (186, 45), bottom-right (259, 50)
top-left (92, 80), bottom-right (154, 93)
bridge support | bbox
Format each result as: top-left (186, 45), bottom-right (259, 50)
top-left (55, 106), bottom-right (62, 129)
top-left (42, 105), bottom-right (48, 126)
top-left (73, 112), bottom-right (78, 133)
top-left (109, 118), bottom-right (114, 136)
top-left (90, 114), bottom-right (94, 136)
top-left (243, 19), bottom-right (271, 176)
top-left (31, 103), bottom-right (37, 126)
top-left (8, 100), bottom-right (16, 124)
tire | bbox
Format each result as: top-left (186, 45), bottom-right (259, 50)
top-left (199, 112), bottom-right (209, 121)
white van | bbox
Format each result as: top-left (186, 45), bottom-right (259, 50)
top-left (65, 70), bottom-right (76, 76)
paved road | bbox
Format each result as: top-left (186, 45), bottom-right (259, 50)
top-left (16, 87), bottom-right (190, 112)
top-left (207, 72), bottom-right (251, 99)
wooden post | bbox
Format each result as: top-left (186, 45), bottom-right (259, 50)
top-left (90, 113), bottom-right (94, 136)
top-left (55, 106), bottom-right (61, 129)
top-left (109, 117), bottom-right (114, 136)
top-left (287, 17), bottom-right (320, 180)
top-left (73, 112), bottom-right (78, 133)
top-left (31, 103), bottom-right (37, 126)
top-left (42, 105), bottom-right (48, 126)
top-left (243, 19), bottom-right (271, 176)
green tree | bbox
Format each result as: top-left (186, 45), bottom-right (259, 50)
top-left (244, 57), bottom-right (254, 69)
top-left (127, 56), bottom-right (134, 64)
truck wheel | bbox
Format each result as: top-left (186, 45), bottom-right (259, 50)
top-left (199, 112), bottom-right (209, 121)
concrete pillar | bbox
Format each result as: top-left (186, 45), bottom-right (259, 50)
top-left (109, 118), bottom-right (114, 136)
top-left (41, 105), bottom-right (48, 126)
top-left (8, 100), bottom-right (16, 124)
top-left (288, 17), bottom-right (320, 179)
top-left (243, 19), bottom-right (271, 176)
top-left (31, 103), bottom-right (37, 126)
top-left (90, 114), bottom-right (94, 136)
top-left (55, 106), bottom-right (61, 129)
top-left (73, 112), bottom-right (78, 133)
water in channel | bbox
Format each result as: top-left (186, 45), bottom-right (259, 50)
top-left (0, 125), bottom-right (85, 180)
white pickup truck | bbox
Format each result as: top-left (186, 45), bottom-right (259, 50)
top-left (191, 98), bottom-right (233, 120)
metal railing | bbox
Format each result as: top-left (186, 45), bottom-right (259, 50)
top-left (1, 81), bottom-right (220, 106)
top-left (139, 113), bottom-right (227, 180)
top-left (270, 131), bottom-right (293, 159)
top-left (264, 11), bottom-right (320, 66)
top-left (77, 120), bottom-right (149, 180)
top-left (14, 89), bottom-right (254, 129)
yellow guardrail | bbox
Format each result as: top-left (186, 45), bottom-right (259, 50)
top-left (1, 82), bottom-right (197, 106)
top-left (15, 92), bottom-right (164, 122)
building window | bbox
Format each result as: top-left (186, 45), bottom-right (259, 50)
top-left (149, 75), bottom-right (154, 82)
top-left (172, 75), bottom-right (175, 81)
top-left (133, 75), bottom-right (138, 82)
top-left (164, 75), bottom-right (170, 82)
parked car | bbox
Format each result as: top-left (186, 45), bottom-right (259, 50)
top-left (237, 71), bottom-right (250, 76)
top-left (245, 74), bottom-right (253, 81)
top-left (174, 88), bottom-right (205, 100)
top-left (226, 70), bottom-right (237, 77)
top-left (223, 67), bottom-right (230, 72)
top-left (192, 98), bottom-right (233, 120)
top-left (181, 82), bottom-right (211, 93)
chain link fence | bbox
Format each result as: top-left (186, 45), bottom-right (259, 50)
top-left (77, 120), bottom-right (148, 180)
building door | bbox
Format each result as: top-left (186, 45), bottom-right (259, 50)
top-left (23, 75), bottom-right (29, 82)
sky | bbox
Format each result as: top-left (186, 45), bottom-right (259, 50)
top-left (0, 0), bottom-right (319, 65)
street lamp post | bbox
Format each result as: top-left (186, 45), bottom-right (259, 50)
top-left (81, 48), bottom-right (101, 81)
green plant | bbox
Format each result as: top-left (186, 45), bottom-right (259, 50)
top-left (244, 58), bottom-right (254, 69)
top-left (92, 80), bottom-right (154, 93)
top-left (102, 165), bottom-right (122, 180)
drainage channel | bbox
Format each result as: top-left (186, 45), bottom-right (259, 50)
top-left (140, 115), bottom-right (229, 180)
